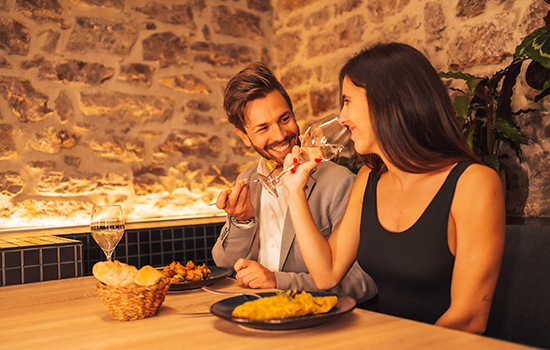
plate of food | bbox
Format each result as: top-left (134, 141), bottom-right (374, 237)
top-left (162, 261), bottom-right (233, 291)
top-left (210, 290), bottom-right (356, 330)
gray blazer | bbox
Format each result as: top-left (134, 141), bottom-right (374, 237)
top-left (212, 161), bottom-right (377, 302)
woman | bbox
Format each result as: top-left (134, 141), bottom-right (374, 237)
top-left (282, 43), bottom-right (505, 334)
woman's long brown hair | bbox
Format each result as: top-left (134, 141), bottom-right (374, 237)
top-left (339, 43), bottom-right (480, 174)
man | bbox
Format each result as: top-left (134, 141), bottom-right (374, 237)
top-left (211, 62), bottom-right (376, 302)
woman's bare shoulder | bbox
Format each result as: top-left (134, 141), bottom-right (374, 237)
top-left (458, 163), bottom-right (502, 189)
top-left (453, 163), bottom-right (505, 215)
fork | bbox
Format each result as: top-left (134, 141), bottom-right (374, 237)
top-left (208, 180), bottom-right (260, 206)
top-left (201, 285), bottom-right (262, 299)
top-left (208, 166), bottom-right (277, 206)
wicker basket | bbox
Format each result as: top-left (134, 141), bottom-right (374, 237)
top-left (95, 276), bottom-right (171, 321)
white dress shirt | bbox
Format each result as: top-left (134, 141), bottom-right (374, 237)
top-left (256, 159), bottom-right (288, 271)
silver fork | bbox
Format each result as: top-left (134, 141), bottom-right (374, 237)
top-left (208, 180), bottom-right (260, 206)
top-left (201, 285), bottom-right (262, 299)
top-left (208, 166), bottom-right (277, 206)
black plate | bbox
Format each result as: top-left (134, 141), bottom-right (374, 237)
top-left (210, 291), bottom-right (356, 330)
top-left (168, 266), bottom-right (233, 291)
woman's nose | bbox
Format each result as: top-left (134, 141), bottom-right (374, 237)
top-left (338, 110), bottom-right (347, 124)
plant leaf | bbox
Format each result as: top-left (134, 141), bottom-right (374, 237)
top-left (453, 94), bottom-right (470, 119)
top-left (439, 71), bottom-right (482, 93)
top-left (498, 59), bottom-right (524, 121)
top-left (515, 26), bottom-right (550, 68)
top-left (484, 154), bottom-right (500, 171)
top-left (463, 123), bottom-right (477, 149)
top-left (492, 119), bottom-right (529, 145)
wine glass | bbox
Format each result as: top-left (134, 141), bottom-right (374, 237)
top-left (90, 205), bottom-right (125, 261)
top-left (259, 114), bottom-right (350, 197)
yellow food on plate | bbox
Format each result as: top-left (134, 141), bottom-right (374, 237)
top-left (232, 291), bottom-right (338, 320)
top-left (162, 260), bottom-right (211, 283)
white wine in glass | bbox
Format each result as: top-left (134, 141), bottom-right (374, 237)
top-left (259, 114), bottom-right (350, 198)
top-left (90, 205), bottom-right (125, 261)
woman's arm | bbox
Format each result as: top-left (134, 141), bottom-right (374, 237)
top-left (282, 146), bottom-right (369, 290)
top-left (436, 164), bottom-right (506, 334)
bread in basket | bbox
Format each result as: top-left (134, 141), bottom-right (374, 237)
top-left (94, 261), bottom-right (171, 321)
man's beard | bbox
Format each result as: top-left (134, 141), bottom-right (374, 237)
top-left (250, 132), bottom-right (300, 165)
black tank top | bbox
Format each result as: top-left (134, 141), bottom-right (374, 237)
top-left (357, 162), bottom-right (472, 324)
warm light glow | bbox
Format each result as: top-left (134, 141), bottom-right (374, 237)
top-left (0, 186), bottom-right (225, 230)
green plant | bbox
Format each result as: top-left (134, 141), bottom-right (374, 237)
top-left (439, 69), bottom-right (529, 171)
top-left (439, 0), bottom-right (550, 171)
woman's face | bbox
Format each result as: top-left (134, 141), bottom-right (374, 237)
top-left (339, 75), bottom-right (378, 155)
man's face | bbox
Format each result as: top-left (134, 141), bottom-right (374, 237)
top-left (235, 90), bottom-right (299, 165)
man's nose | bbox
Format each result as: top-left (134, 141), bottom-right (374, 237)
top-left (270, 124), bottom-right (286, 140)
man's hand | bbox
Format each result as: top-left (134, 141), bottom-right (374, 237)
top-left (234, 258), bottom-right (277, 289)
top-left (215, 179), bottom-right (255, 221)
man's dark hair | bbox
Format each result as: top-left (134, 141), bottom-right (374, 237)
top-left (223, 62), bottom-right (293, 132)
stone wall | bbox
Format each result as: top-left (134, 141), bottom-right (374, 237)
top-left (271, 0), bottom-right (550, 218)
top-left (0, 0), bottom-right (272, 229)
top-left (1, 0), bottom-right (549, 230)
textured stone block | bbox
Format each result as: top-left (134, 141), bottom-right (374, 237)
top-left (0, 124), bottom-right (16, 160)
top-left (186, 99), bottom-right (213, 112)
top-left (28, 127), bottom-right (77, 154)
top-left (135, 2), bottom-right (196, 29)
top-left (16, 0), bottom-right (65, 25)
top-left (79, 91), bottom-right (174, 124)
top-left (456, 0), bottom-right (486, 19)
top-left (118, 63), bottom-right (155, 87)
top-left (54, 91), bottom-right (74, 123)
top-left (37, 171), bottom-right (129, 195)
top-left (0, 76), bottom-right (53, 122)
top-left (85, 135), bottom-right (145, 162)
top-left (306, 15), bottom-right (365, 58)
top-left (367, 0), bottom-right (410, 24)
top-left (0, 171), bottom-right (24, 197)
top-left (157, 130), bottom-right (222, 158)
top-left (247, 0), bottom-right (272, 12)
top-left (212, 5), bottom-right (264, 39)
top-left (309, 86), bottom-right (338, 116)
top-left (0, 17), bottom-right (30, 56)
top-left (0, 56), bottom-right (11, 69)
top-left (449, 15), bottom-right (515, 68)
top-left (159, 74), bottom-right (211, 94)
top-left (142, 32), bottom-right (190, 67)
top-left (38, 59), bottom-right (115, 85)
top-left (191, 42), bottom-right (255, 67)
top-left (72, 0), bottom-right (124, 10)
top-left (66, 17), bottom-right (139, 56)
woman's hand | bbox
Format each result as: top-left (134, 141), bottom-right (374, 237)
top-left (281, 145), bottom-right (322, 198)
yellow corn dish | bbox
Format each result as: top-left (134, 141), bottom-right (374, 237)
top-left (232, 291), bottom-right (338, 320)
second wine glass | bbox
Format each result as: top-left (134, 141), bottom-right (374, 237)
top-left (90, 205), bottom-right (125, 262)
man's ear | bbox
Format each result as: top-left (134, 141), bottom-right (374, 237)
top-left (235, 128), bottom-right (252, 147)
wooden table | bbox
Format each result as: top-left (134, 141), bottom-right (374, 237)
top-left (0, 276), bottom-right (538, 350)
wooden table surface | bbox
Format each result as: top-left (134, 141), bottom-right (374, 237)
top-left (0, 276), bottom-right (537, 350)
